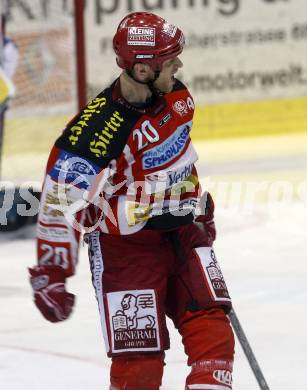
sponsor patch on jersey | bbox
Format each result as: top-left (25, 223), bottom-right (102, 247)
top-left (167, 164), bottom-right (194, 187)
top-left (68, 97), bottom-right (107, 146)
top-left (127, 201), bottom-right (153, 226)
top-left (127, 27), bottom-right (155, 46)
top-left (37, 223), bottom-right (69, 242)
top-left (159, 112), bottom-right (172, 127)
top-left (173, 99), bottom-right (189, 116)
top-left (145, 163), bottom-right (193, 189)
top-left (106, 289), bottom-right (160, 353)
top-left (194, 247), bottom-right (231, 302)
top-left (166, 196), bottom-right (199, 217)
top-left (142, 122), bottom-right (191, 169)
top-left (40, 179), bottom-right (71, 222)
top-left (49, 150), bottom-right (100, 190)
top-left (89, 110), bottom-right (125, 158)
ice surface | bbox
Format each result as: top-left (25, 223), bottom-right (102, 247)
top-left (0, 135), bottom-right (306, 389)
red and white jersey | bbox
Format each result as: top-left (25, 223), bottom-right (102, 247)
top-left (37, 79), bottom-right (201, 276)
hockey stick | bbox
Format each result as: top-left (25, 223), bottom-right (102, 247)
top-left (228, 308), bottom-right (270, 390)
top-left (199, 193), bottom-right (270, 389)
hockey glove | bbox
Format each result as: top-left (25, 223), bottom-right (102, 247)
top-left (29, 265), bottom-right (75, 323)
top-left (195, 191), bottom-right (216, 246)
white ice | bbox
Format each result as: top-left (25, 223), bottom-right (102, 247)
top-left (0, 134), bottom-right (306, 389)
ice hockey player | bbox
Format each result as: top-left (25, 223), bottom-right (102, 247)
top-left (29, 12), bottom-right (235, 390)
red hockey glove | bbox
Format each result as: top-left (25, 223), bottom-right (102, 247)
top-left (29, 265), bottom-right (75, 323)
top-left (195, 191), bottom-right (216, 246)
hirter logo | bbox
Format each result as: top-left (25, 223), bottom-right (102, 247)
top-left (107, 290), bottom-right (160, 353)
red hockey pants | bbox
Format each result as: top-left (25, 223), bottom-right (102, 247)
top-left (87, 222), bottom-right (235, 390)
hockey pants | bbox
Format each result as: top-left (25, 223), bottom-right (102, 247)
top-left (87, 223), bottom-right (235, 390)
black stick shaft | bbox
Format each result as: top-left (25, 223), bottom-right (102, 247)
top-left (229, 308), bottom-right (270, 390)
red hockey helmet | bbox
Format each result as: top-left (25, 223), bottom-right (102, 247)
top-left (113, 12), bottom-right (185, 72)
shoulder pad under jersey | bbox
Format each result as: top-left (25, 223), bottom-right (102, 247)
top-left (55, 87), bottom-right (142, 168)
top-left (172, 78), bottom-right (188, 92)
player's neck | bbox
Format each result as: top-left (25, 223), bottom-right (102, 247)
top-left (119, 72), bottom-right (152, 104)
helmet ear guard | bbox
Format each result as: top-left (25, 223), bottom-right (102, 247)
top-left (113, 12), bottom-right (185, 73)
